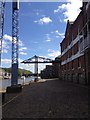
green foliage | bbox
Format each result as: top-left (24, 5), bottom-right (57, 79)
top-left (2, 68), bottom-right (11, 73)
top-left (18, 68), bottom-right (32, 77)
top-left (2, 68), bottom-right (32, 77)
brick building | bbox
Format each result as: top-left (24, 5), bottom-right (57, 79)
top-left (41, 55), bottom-right (61, 79)
top-left (41, 65), bottom-right (54, 79)
top-left (53, 55), bottom-right (61, 79)
top-left (60, 1), bottom-right (90, 85)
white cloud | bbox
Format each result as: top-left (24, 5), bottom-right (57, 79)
top-left (20, 64), bottom-right (34, 73)
top-left (54, 6), bottom-right (62, 13)
top-left (19, 46), bottom-right (28, 56)
top-left (19, 58), bottom-right (34, 73)
top-left (1, 59), bottom-right (11, 67)
top-left (2, 34), bottom-right (27, 55)
top-left (34, 17), bottom-right (52, 25)
top-left (19, 52), bottom-right (27, 55)
top-left (18, 40), bottom-right (24, 47)
top-left (33, 9), bottom-right (44, 16)
top-left (3, 34), bottom-right (24, 47)
top-left (55, 30), bottom-right (65, 38)
top-left (45, 34), bottom-right (52, 42)
top-left (48, 49), bottom-right (60, 59)
top-left (3, 34), bottom-right (12, 42)
top-left (1, 58), bottom-right (34, 73)
top-left (19, 47), bottom-right (27, 51)
top-left (45, 30), bottom-right (64, 42)
top-left (56, 36), bottom-right (60, 38)
top-left (38, 63), bottom-right (52, 73)
top-left (54, 0), bottom-right (82, 22)
top-left (1, 57), bottom-right (52, 74)
top-left (2, 36), bottom-right (10, 53)
top-left (46, 39), bottom-right (51, 42)
top-left (1, 58), bottom-right (33, 72)
top-left (2, 49), bottom-right (8, 53)
top-left (2, 41), bottom-right (9, 49)
top-left (19, 59), bottom-right (46, 73)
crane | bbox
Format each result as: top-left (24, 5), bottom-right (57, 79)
top-left (6, 0), bottom-right (22, 93)
top-left (0, 0), bottom-right (22, 93)
top-left (0, 0), bottom-right (5, 65)
top-left (11, 0), bottom-right (19, 86)
top-left (21, 55), bottom-right (53, 82)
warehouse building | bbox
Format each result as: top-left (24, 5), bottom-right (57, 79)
top-left (60, 2), bottom-right (90, 85)
top-left (41, 55), bottom-right (61, 79)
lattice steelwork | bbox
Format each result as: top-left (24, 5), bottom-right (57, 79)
top-left (0, 0), bottom-right (5, 64)
top-left (11, 1), bottom-right (19, 85)
top-left (12, 1), bottom-right (19, 64)
top-left (21, 55), bottom-right (53, 80)
top-left (22, 55), bottom-right (53, 64)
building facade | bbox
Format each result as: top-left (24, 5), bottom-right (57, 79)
top-left (41, 56), bottom-right (61, 79)
top-left (41, 65), bottom-right (54, 79)
top-left (53, 55), bottom-right (61, 79)
top-left (60, 2), bottom-right (90, 85)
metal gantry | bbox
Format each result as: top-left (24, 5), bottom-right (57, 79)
top-left (21, 55), bottom-right (53, 80)
top-left (22, 55), bottom-right (53, 64)
top-left (11, 0), bottom-right (19, 85)
top-left (0, 0), bottom-right (5, 64)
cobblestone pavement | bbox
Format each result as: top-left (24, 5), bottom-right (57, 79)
top-left (2, 79), bottom-right (89, 119)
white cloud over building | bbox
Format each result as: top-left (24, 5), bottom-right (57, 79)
top-left (54, 0), bottom-right (82, 22)
top-left (34, 17), bottom-right (52, 25)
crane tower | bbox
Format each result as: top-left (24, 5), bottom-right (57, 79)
top-left (0, 0), bottom-right (5, 64)
top-left (11, 0), bottom-right (19, 86)
top-left (7, 0), bottom-right (22, 93)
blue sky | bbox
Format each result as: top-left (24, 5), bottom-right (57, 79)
top-left (1, 0), bottom-right (82, 72)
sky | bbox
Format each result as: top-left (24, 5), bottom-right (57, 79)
top-left (1, 0), bottom-right (82, 73)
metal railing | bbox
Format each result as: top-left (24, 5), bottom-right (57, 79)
top-left (79, 34), bottom-right (90, 53)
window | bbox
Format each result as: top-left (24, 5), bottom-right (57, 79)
top-left (84, 26), bottom-right (87, 38)
top-left (88, 21), bottom-right (90, 33)
top-left (78, 57), bottom-right (81, 68)
top-left (88, 52), bottom-right (90, 66)
top-left (62, 65), bottom-right (63, 71)
top-left (67, 63), bottom-right (69, 70)
top-left (72, 48), bottom-right (73, 55)
top-left (79, 32), bottom-right (83, 43)
top-left (64, 64), bottom-right (66, 70)
top-left (80, 37), bottom-right (83, 43)
top-left (69, 38), bottom-right (72, 45)
top-left (72, 61), bottom-right (74, 69)
top-left (70, 49), bottom-right (72, 57)
top-left (73, 43), bottom-right (79, 55)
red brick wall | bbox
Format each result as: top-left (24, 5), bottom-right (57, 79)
top-left (60, 2), bottom-right (89, 84)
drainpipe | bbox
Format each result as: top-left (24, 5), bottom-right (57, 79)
top-left (82, 2), bottom-right (87, 85)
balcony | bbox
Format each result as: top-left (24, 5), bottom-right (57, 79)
top-left (61, 35), bottom-right (79, 56)
top-left (86, 2), bottom-right (90, 20)
top-left (61, 51), bottom-right (84, 65)
top-left (79, 34), bottom-right (90, 53)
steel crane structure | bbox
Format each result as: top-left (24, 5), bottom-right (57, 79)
top-left (7, 0), bottom-right (22, 92)
top-left (0, 0), bottom-right (20, 92)
top-left (21, 55), bottom-right (54, 81)
top-left (11, 0), bottom-right (19, 86)
top-left (6, 0), bottom-right (22, 93)
top-left (0, 0), bottom-right (5, 65)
